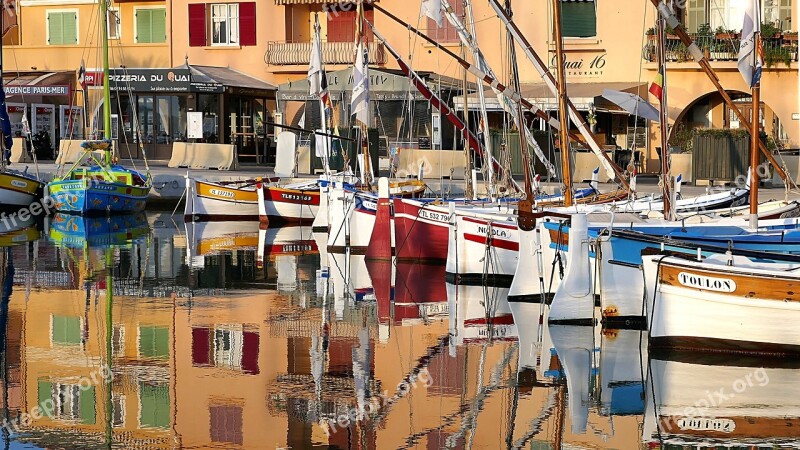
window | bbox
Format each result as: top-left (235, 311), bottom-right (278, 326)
top-left (209, 404), bottom-right (243, 445)
top-left (427, 1), bottom-right (463, 44)
top-left (327, 7), bottom-right (374, 43)
top-left (139, 383), bottom-right (170, 429)
top-left (51, 315), bottom-right (81, 346)
top-left (686, 0), bottom-right (707, 33)
top-left (47, 11), bottom-right (78, 45)
top-left (212, 3), bottom-right (238, 45)
top-left (763, 0), bottom-right (793, 30)
top-left (107, 8), bottom-right (120, 40)
top-left (135, 7), bottom-right (166, 43)
top-left (38, 379), bottom-right (96, 424)
top-left (189, 2), bottom-right (256, 47)
top-left (560, 0), bottom-right (597, 38)
top-left (138, 325), bottom-right (169, 358)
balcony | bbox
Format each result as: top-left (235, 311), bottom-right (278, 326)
top-left (642, 33), bottom-right (798, 66)
top-left (265, 41), bottom-right (386, 66)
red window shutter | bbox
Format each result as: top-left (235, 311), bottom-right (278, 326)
top-left (327, 9), bottom-right (356, 42)
top-left (239, 2), bottom-right (256, 46)
top-left (188, 3), bottom-right (206, 47)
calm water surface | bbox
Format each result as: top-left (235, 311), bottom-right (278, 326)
top-left (0, 212), bottom-right (797, 449)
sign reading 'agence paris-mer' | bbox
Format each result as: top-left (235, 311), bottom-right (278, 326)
top-left (4, 85), bottom-right (70, 96)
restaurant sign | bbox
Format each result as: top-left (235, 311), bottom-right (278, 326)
top-left (85, 69), bottom-right (224, 93)
top-left (4, 85), bottom-right (70, 97)
top-left (549, 51), bottom-right (608, 79)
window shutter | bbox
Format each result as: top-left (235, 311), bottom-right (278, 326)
top-left (188, 3), bottom-right (207, 47)
top-left (136, 9), bottom-right (152, 43)
top-left (152, 8), bottom-right (167, 43)
top-left (427, 1), bottom-right (462, 43)
top-left (48, 12), bottom-right (63, 45)
top-left (686, 0), bottom-right (706, 33)
top-left (239, 2), bottom-right (256, 46)
top-left (560, 1), bottom-right (597, 38)
top-left (65, 12), bottom-right (78, 44)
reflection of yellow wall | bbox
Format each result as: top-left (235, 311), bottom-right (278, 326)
top-left (17, 289), bottom-right (173, 446)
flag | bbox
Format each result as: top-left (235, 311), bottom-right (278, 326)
top-left (649, 73), bottom-right (664, 102)
top-left (308, 19), bottom-right (332, 110)
top-left (2, 0), bottom-right (18, 38)
top-left (351, 42), bottom-right (370, 126)
top-left (738, 0), bottom-right (763, 87)
top-left (422, 0), bottom-right (443, 27)
top-left (77, 59), bottom-right (87, 89)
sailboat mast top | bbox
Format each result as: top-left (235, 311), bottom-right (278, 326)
top-left (100, 0), bottom-right (112, 146)
top-left (657, 16), bottom-right (673, 221)
top-left (552, 0), bottom-right (574, 207)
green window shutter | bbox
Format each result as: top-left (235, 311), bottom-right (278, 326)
top-left (80, 386), bottom-right (96, 424)
top-left (37, 379), bottom-right (53, 418)
top-left (561, 2), bottom-right (597, 38)
top-left (52, 315), bottom-right (81, 345)
top-left (687, 0), bottom-right (706, 33)
top-left (64, 12), bottom-right (77, 44)
top-left (152, 9), bottom-right (167, 43)
top-left (140, 383), bottom-right (170, 429)
top-left (48, 12), bottom-right (64, 45)
top-left (139, 326), bottom-right (169, 358)
top-left (136, 9), bottom-right (153, 43)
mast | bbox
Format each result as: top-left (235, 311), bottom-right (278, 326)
top-left (657, 15), bottom-right (673, 220)
top-left (356, 0), bottom-right (371, 185)
top-left (464, 0), bottom-right (494, 198)
top-left (489, 0), bottom-right (629, 190)
top-left (506, 0), bottom-right (534, 212)
top-left (648, 0), bottom-right (790, 186)
top-left (749, 26), bottom-right (761, 228)
top-left (100, 0), bottom-right (112, 162)
top-left (104, 249), bottom-right (113, 447)
top-left (461, 22), bottom-right (474, 200)
top-left (552, 0), bottom-right (574, 206)
top-left (312, 14), bottom-right (331, 176)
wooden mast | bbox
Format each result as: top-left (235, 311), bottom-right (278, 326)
top-left (506, 0), bottom-right (535, 215)
top-left (100, 0), bottom-right (112, 163)
top-left (749, 28), bottom-right (761, 228)
top-left (657, 14), bottom-right (673, 220)
top-left (552, 0), bottom-right (574, 206)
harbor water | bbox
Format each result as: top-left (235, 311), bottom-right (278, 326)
top-left (0, 212), bottom-right (796, 449)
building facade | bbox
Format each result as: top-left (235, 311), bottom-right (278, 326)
top-left (3, 0), bottom-right (798, 175)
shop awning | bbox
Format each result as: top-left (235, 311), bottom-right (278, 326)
top-left (184, 65), bottom-right (277, 96)
top-left (453, 81), bottom-right (648, 113)
top-left (2, 71), bottom-right (74, 98)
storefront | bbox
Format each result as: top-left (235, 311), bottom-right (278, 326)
top-left (2, 71), bottom-right (82, 159)
top-left (84, 65), bottom-right (276, 162)
top-left (277, 68), bottom-right (467, 157)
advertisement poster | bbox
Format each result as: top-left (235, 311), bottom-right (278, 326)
top-left (7, 103), bottom-right (26, 138)
top-left (60, 106), bottom-right (84, 140)
top-left (32, 103), bottom-right (56, 147)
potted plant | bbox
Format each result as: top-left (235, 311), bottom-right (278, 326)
top-left (696, 23), bottom-right (713, 58)
top-left (714, 26), bottom-right (739, 40)
top-left (761, 21), bottom-right (781, 39)
top-left (785, 31), bottom-right (799, 42)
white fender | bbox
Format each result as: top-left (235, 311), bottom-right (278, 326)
top-left (549, 213), bottom-right (595, 322)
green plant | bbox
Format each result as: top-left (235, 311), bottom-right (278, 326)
top-left (761, 21), bottom-right (781, 38)
top-left (697, 23), bottom-right (712, 36)
top-left (646, 27), bottom-right (656, 36)
top-left (669, 124), bottom-right (695, 153)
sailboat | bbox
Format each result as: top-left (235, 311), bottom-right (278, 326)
top-left (45, 0), bottom-right (151, 215)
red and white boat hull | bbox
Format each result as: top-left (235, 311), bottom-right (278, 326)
top-left (257, 184), bottom-right (321, 225)
top-left (394, 199), bottom-right (452, 263)
top-left (446, 213), bottom-right (519, 285)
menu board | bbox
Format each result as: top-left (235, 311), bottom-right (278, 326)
top-left (32, 103), bottom-right (56, 147)
top-left (59, 106), bottom-right (84, 139)
top-left (7, 103), bottom-right (26, 138)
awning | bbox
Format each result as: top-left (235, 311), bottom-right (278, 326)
top-left (453, 81), bottom-right (648, 113)
top-left (2, 71), bottom-right (74, 98)
top-left (181, 64), bottom-right (277, 96)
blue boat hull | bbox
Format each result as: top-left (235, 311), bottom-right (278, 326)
top-left (48, 180), bottom-right (149, 215)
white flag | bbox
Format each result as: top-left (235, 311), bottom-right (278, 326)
top-left (351, 42), bottom-right (370, 126)
top-left (309, 23), bottom-right (323, 96)
top-left (738, 0), bottom-right (762, 87)
top-left (422, 0), bottom-right (443, 27)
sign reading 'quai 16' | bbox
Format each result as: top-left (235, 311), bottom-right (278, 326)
top-left (677, 271), bottom-right (737, 292)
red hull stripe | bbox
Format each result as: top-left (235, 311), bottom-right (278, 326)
top-left (464, 233), bottom-right (519, 252)
top-left (462, 216), bottom-right (517, 230)
top-left (464, 314), bottom-right (516, 326)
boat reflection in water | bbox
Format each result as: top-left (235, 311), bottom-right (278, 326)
top-left (644, 352), bottom-right (800, 447)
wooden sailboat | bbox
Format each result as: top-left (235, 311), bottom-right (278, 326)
top-left (45, 0), bottom-right (150, 214)
top-left (183, 176), bottom-right (278, 221)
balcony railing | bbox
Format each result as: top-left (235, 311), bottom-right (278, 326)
top-left (643, 33), bottom-right (798, 66)
top-left (265, 41), bottom-right (386, 66)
